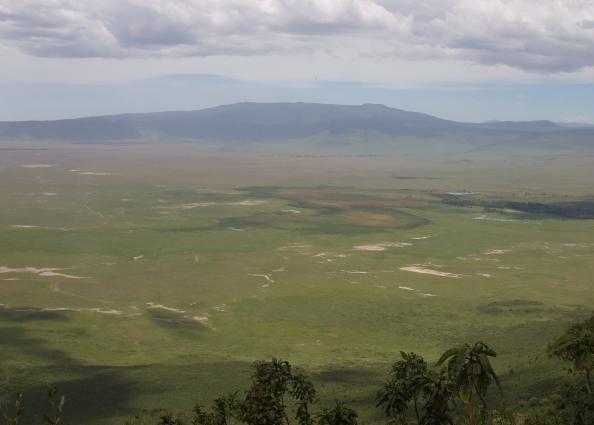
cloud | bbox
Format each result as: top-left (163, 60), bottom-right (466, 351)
top-left (0, 0), bottom-right (593, 73)
top-left (558, 115), bottom-right (592, 125)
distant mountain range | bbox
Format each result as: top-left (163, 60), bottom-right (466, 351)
top-left (0, 102), bottom-right (592, 143)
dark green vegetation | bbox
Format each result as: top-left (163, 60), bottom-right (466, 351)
top-left (440, 194), bottom-right (594, 219)
top-left (0, 140), bottom-right (593, 424)
top-left (3, 314), bottom-right (593, 424)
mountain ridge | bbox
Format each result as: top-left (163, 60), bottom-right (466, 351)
top-left (0, 102), bottom-right (573, 142)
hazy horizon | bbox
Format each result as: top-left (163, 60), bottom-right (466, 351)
top-left (0, 86), bottom-right (594, 126)
top-left (1, 1), bottom-right (594, 123)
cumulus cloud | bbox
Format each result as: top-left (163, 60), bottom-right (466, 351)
top-left (0, 0), bottom-right (593, 73)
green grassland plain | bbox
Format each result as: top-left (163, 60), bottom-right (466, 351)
top-left (0, 141), bottom-right (593, 424)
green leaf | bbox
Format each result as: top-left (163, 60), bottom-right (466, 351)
top-left (436, 347), bottom-right (459, 366)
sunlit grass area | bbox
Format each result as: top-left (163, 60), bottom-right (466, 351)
top-left (1, 143), bottom-right (593, 424)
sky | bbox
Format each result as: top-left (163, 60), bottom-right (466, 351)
top-left (1, 0), bottom-right (594, 122)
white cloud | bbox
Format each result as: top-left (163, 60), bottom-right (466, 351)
top-left (0, 0), bottom-right (593, 72)
top-left (558, 115), bottom-right (592, 124)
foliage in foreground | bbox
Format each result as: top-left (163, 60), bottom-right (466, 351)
top-left (2, 314), bottom-right (594, 425)
top-left (0, 386), bottom-right (65, 425)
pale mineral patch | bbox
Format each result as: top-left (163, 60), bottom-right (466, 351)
top-left (22, 164), bottom-right (53, 168)
top-left (457, 256), bottom-right (482, 261)
top-left (41, 307), bottom-right (123, 315)
top-left (473, 215), bottom-right (518, 223)
top-left (447, 191), bottom-right (476, 196)
top-left (76, 171), bottom-right (111, 176)
top-left (354, 242), bottom-right (412, 252)
top-left (157, 199), bottom-right (265, 211)
top-left (399, 266), bottom-right (462, 278)
top-left (230, 200), bottom-right (266, 206)
top-left (180, 202), bottom-right (216, 209)
top-left (397, 285), bottom-right (437, 297)
top-left (146, 303), bottom-right (186, 314)
top-left (278, 243), bottom-right (312, 251)
top-left (484, 249), bottom-right (512, 255)
top-left (0, 266), bottom-right (87, 279)
top-left (37, 271), bottom-right (88, 279)
top-left (249, 274), bottom-right (275, 284)
top-left (87, 308), bottom-right (123, 315)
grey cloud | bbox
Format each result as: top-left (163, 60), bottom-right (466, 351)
top-left (0, 0), bottom-right (594, 73)
top-left (104, 4), bottom-right (196, 48)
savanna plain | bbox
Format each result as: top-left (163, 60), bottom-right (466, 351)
top-left (1, 141), bottom-right (593, 424)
